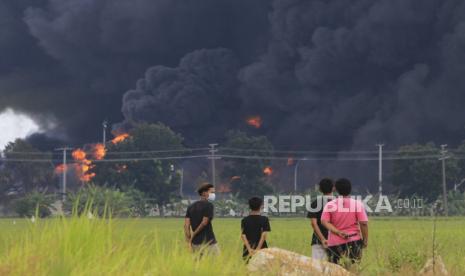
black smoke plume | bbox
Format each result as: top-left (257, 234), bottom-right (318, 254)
top-left (2, 0), bottom-right (465, 151)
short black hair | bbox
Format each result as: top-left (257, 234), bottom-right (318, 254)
top-left (248, 197), bottom-right (263, 211)
top-left (197, 183), bottom-right (214, 195)
top-left (319, 178), bottom-right (334, 194)
top-left (335, 178), bottom-right (352, 196)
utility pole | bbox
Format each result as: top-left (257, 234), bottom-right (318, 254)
top-left (293, 158), bottom-right (307, 192)
top-left (440, 144), bottom-right (449, 216)
top-left (56, 147), bottom-right (72, 202)
top-left (376, 144), bottom-right (384, 195)
top-left (180, 167), bottom-right (184, 197)
top-left (102, 120), bottom-right (108, 145)
top-left (208, 144), bottom-right (219, 186)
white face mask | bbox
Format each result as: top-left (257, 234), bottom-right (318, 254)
top-left (208, 193), bottom-right (216, 201)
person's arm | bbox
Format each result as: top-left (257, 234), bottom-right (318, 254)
top-left (311, 218), bottom-right (328, 248)
top-left (321, 220), bottom-right (349, 239)
top-left (184, 217), bottom-right (192, 251)
top-left (359, 221), bottom-right (368, 248)
top-left (241, 219), bottom-right (254, 255)
top-left (191, 216), bottom-right (210, 239)
top-left (184, 217), bottom-right (192, 241)
top-left (241, 234), bottom-right (254, 255)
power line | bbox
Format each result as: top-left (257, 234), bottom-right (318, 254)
top-left (102, 148), bottom-right (209, 155)
top-left (3, 146), bottom-right (456, 156)
top-left (218, 147), bottom-right (444, 155)
top-left (10, 152), bottom-right (465, 163)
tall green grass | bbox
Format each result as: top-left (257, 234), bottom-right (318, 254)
top-left (0, 216), bottom-right (464, 275)
top-left (0, 215), bottom-right (246, 275)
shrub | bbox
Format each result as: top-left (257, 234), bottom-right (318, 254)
top-left (13, 191), bottom-right (55, 218)
top-left (64, 185), bottom-right (133, 217)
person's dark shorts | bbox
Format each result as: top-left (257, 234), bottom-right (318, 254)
top-left (328, 239), bottom-right (363, 265)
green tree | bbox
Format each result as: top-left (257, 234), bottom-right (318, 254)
top-left (92, 123), bottom-right (184, 216)
top-left (0, 139), bottom-right (54, 200)
top-left (391, 143), bottom-right (460, 201)
top-left (221, 130), bottom-right (273, 200)
top-left (13, 191), bottom-right (55, 218)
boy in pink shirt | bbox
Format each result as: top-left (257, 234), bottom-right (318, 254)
top-left (321, 178), bottom-right (368, 265)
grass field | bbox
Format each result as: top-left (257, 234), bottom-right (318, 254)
top-left (0, 216), bottom-right (463, 275)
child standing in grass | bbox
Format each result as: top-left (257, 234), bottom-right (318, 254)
top-left (241, 197), bottom-right (271, 260)
top-left (307, 178), bottom-right (334, 260)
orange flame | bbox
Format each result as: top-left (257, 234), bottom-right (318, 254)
top-left (72, 149), bottom-right (86, 160)
top-left (111, 133), bottom-right (129, 144)
top-left (72, 148), bottom-right (96, 182)
top-left (263, 166), bottom-right (273, 176)
top-left (93, 143), bottom-right (106, 160)
top-left (246, 116), bottom-right (262, 128)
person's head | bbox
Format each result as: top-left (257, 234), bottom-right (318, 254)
top-left (335, 178), bottom-right (352, 196)
top-left (248, 197), bottom-right (263, 211)
top-left (318, 178), bottom-right (334, 195)
top-left (197, 183), bottom-right (215, 200)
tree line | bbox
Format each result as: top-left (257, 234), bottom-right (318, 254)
top-left (1, 123), bottom-right (465, 217)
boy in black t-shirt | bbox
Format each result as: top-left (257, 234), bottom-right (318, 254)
top-left (241, 197), bottom-right (271, 260)
top-left (307, 178), bottom-right (334, 260)
top-left (184, 183), bottom-right (219, 256)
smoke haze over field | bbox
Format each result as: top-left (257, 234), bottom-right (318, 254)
top-left (2, 0), bottom-right (465, 149)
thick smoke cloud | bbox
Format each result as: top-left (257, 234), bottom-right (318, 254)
top-left (2, 0), bottom-right (465, 150)
top-left (120, 48), bottom-right (241, 144)
top-left (0, 0), bottom-right (63, 129)
top-left (2, 0), bottom-right (270, 145)
top-left (238, 0), bottom-right (465, 148)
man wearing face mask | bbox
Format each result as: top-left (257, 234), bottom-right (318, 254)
top-left (184, 183), bottom-right (219, 255)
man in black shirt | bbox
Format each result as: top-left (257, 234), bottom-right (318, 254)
top-left (184, 183), bottom-right (219, 255)
top-left (241, 197), bottom-right (271, 260)
top-left (307, 178), bottom-right (334, 260)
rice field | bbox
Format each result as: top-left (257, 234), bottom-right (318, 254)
top-left (0, 216), bottom-right (464, 275)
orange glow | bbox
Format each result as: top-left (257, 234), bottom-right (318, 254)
top-left (246, 116), bottom-right (262, 128)
top-left (93, 143), bottom-right (106, 160)
top-left (287, 157), bottom-right (294, 166)
top-left (111, 133), bottom-right (130, 144)
top-left (72, 148), bottom-right (95, 182)
top-left (263, 166), bottom-right (273, 176)
top-left (72, 149), bottom-right (86, 160)
top-left (54, 164), bottom-right (67, 175)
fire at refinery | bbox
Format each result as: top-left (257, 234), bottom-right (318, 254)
top-left (246, 116), bottom-right (262, 128)
top-left (111, 133), bottom-right (130, 144)
top-left (93, 143), bottom-right (106, 160)
top-left (54, 132), bottom-right (130, 183)
top-left (72, 148), bottom-right (95, 182)
top-left (263, 166), bottom-right (273, 176)
top-left (54, 164), bottom-right (67, 175)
